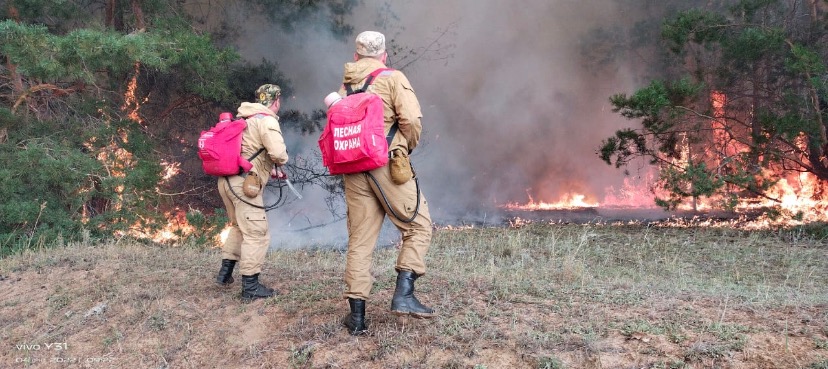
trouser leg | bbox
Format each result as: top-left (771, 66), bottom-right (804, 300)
top-left (221, 176), bottom-right (270, 276)
top-left (218, 178), bottom-right (242, 261)
top-left (343, 172), bottom-right (386, 300)
top-left (365, 166), bottom-right (432, 276)
top-left (364, 166), bottom-right (435, 317)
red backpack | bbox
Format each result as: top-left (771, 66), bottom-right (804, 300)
top-left (319, 68), bottom-right (397, 175)
top-left (198, 113), bottom-right (262, 176)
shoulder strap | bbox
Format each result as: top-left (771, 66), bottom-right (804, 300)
top-left (241, 113), bottom-right (269, 163)
top-left (248, 148), bottom-right (265, 162)
top-left (341, 68), bottom-right (400, 152)
top-left (386, 122), bottom-right (398, 148)
top-left (345, 68), bottom-right (394, 96)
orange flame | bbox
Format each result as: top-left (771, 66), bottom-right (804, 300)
top-left (159, 160), bottom-right (181, 182)
top-left (219, 226), bottom-right (232, 244)
top-left (122, 62), bottom-right (145, 124)
top-left (502, 90), bottom-right (828, 226)
top-left (504, 192), bottom-right (599, 211)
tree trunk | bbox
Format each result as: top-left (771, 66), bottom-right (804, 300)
top-left (131, 0), bottom-right (145, 31)
top-left (3, 3), bottom-right (23, 143)
top-left (748, 66), bottom-right (763, 174)
top-left (106, 0), bottom-right (115, 28)
top-left (810, 0), bottom-right (820, 23)
top-left (107, 0), bottom-right (125, 32)
top-left (5, 4), bottom-right (23, 93)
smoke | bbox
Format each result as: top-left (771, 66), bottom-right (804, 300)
top-left (202, 0), bottom-right (659, 244)
top-left (347, 1), bottom-right (647, 220)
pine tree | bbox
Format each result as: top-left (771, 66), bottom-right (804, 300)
top-left (0, 0), bottom-right (253, 252)
top-left (600, 0), bottom-right (828, 211)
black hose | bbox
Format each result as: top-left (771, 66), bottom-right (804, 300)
top-left (365, 172), bottom-right (421, 223)
top-left (224, 176), bottom-right (283, 211)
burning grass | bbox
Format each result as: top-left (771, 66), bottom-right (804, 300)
top-left (1, 223), bottom-right (827, 368)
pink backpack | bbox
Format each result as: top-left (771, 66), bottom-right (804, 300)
top-left (319, 68), bottom-right (396, 175)
top-left (198, 113), bottom-right (262, 176)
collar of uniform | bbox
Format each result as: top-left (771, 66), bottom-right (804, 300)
top-left (344, 58), bottom-right (388, 84)
top-left (237, 101), bottom-right (277, 118)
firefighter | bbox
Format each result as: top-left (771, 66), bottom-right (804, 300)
top-left (337, 31), bottom-right (435, 335)
top-left (214, 84), bottom-right (289, 302)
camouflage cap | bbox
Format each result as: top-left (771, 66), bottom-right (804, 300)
top-left (355, 31), bottom-right (386, 57)
top-left (255, 84), bottom-right (281, 107)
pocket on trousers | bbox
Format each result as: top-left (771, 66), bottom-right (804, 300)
top-left (244, 213), bottom-right (268, 237)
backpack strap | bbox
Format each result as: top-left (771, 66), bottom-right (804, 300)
top-left (386, 122), bottom-right (398, 148)
top-left (248, 148), bottom-right (265, 162)
top-left (342, 68), bottom-right (401, 154)
top-left (241, 112), bottom-right (270, 169)
top-left (345, 68), bottom-right (394, 96)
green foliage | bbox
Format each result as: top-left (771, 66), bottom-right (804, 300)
top-left (757, 109), bottom-right (813, 141)
top-left (185, 209), bottom-right (227, 247)
top-left (536, 356), bottom-right (565, 369)
top-left (603, 78), bottom-right (704, 170)
top-left (611, 81), bottom-right (671, 120)
top-left (0, 125), bottom-right (98, 254)
top-left (722, 27), bottom-right (786, 67)
top-left (280, 109), bottom-right (326, 135)
top-left (1, 0), bottom-right (83, 31)
top-left (599, 128), bottom-right (648, 168)
top-left (662, 8), bottom-right (727, 53)
top-left (787, 43), bottom-right (827, 79)
top-left (655, 162), bottom-right (725, 210)
top-left (247, 0), bottom-right (358, 37)
top-left (728, 0), bottom-right (783, 20)
top-left (226, 59), bottom-right (293, 108)
top-left (602, 0), bottom-right (828, 211)
top-left (784, 222), bottom-right (828, 240)
top-left (0, 107), bottom-right (13, 129)
top-left (807, 358), bottom-right (828, 369)
top-left (0, 0), bottom-right (356, 253)
top-left (0, 113), bottom-right (169, 256)
top-left (0, 20), bottom-right (239, 100)
top-left (610, 78), bottom-right (703, 131)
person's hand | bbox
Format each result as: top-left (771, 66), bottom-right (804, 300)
top-left (271, 167), bottom-right (287, 180)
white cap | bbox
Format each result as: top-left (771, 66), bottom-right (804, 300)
top-left (324, 92), bottom-right (343, 109)
top-left (355, 31), bottom-right (386, 57)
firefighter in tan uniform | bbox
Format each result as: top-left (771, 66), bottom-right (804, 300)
top-left (214, 84), bottom-right (289, 302)
top-left (337, 31), bottom-right (435, 335)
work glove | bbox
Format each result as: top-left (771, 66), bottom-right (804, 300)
top-left (271, 167), bottom-right (287, 180)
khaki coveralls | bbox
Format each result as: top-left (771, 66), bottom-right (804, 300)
top-left (218, 102), bottom-right (288, 276)
top-left (339, 57), bottom-right (433, 300)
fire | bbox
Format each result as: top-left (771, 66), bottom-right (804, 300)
top-left (734, 170), bottom-right (827, 223)
top-left (702, 91), bottom-right (828, 224)
top-left (710, 91), bottom-right (739, 160)
top-left (122, 209), bottom-right (197, 244)
top-left (502, 90), bottom-right (828, 226)
top-left (601, 173), bottom-right (661, 208)
top-left (122, 62), bottom-right (146, 124)
top-left (219, 226), bottom-right (232, 244)
top-left (159, 160), bottom-right (181, 182)
top-left (505, 192), bottom-right (599, 211)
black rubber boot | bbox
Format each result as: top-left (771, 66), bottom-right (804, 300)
top-left (241, 273), bottom-right (275, 301)
top-left (215, 259), bottom-right (236, 286)
top-left (342, 298), bottom-right (368, 336)
top-left (390, 270), bottom-right (435, 318)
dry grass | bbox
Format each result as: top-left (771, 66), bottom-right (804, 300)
top-left (1, 223), bottom-right (827, 368)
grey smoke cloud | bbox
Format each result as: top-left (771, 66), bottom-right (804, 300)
top-left (350, 0), bottom-right (643, 219)
top-left (211, 0), bottom-right (654, 243)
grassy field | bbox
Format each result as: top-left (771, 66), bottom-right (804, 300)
top-left (1, 222), bottom-right (827, 368)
